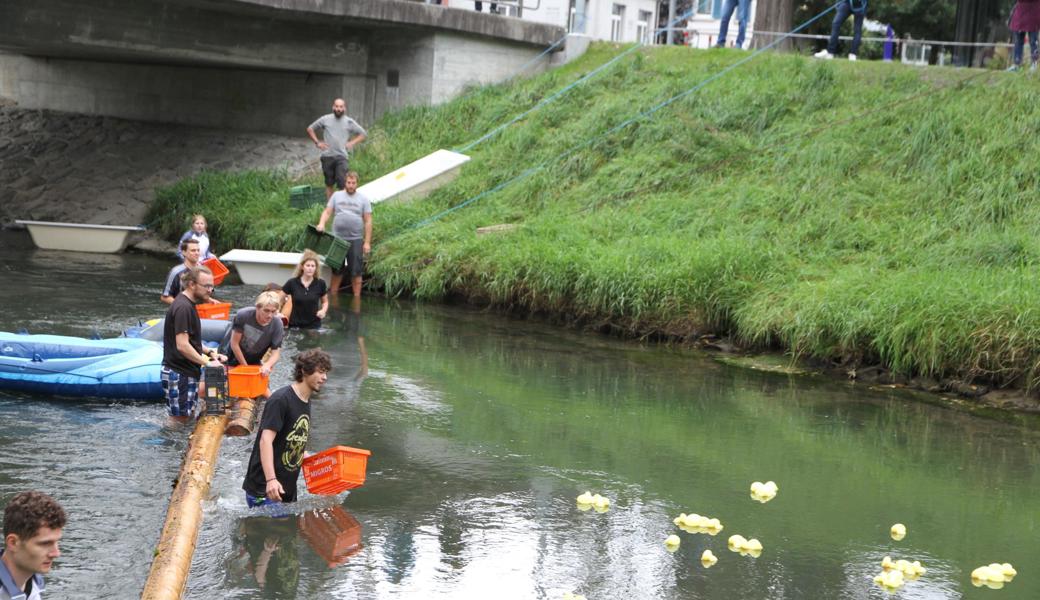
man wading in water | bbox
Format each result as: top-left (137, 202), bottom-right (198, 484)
top-left (1, 491), bottom-right (66, 600)
top-left (242, 349), bottom-right (332, 508)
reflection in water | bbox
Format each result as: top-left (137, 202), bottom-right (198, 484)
top-left (298, 505), bottom-right (363, 568)
top-left (229, 516), bottom-right (301, 597)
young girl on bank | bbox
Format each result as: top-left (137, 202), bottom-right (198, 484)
top-left (178, 214), bottom-right (216, 260)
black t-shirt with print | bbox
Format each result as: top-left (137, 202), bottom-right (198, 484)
top-left (282, 277), bottom-right (328, 329)
top-left (242, 385), bottom-right (311, 501)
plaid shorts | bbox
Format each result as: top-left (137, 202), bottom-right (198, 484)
top-left (161, 367), bottom-right (199, 417)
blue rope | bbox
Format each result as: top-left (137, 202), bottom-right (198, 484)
top-left (390, 2), bottom-right (843, 240)
top-left (455, 8), bottom-right (698, 154)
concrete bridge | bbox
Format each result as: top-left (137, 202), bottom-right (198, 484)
top-left (0, 0), bottom-right (570, 135)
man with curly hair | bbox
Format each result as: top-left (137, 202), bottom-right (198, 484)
top-left (242, 349), bottom-right (333, 508)
top-left (1, 491), bottom-right (66, 600)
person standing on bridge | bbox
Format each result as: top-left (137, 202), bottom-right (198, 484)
top-left (306, 99), bottom-right (367, 200)
top-left (316, 171), bottom-right (372, 298)
top-left (1, 491), bottom-right (66, 600)
top-left (814, 0), bottom-right (867, 61)
top-left (1008, 0), bottom-right (1040, 71)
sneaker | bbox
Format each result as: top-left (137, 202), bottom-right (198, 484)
top-left (1007, 64), bottom-right (1021, 72)
top-left (813, 49), bottom-right (834, 60)
top-left (848, 53), bottom-right (857, 61)
top-left (1031, 61), bottom-right (1038, 72)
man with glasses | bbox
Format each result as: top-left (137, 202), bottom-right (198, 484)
top-left (225, 291), bottom-right (285, 399)
top-left (161, 265), bottom-right (227, 419)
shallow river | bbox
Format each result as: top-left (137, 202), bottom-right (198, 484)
top-left (0, 231), bottom-right (1037, 599)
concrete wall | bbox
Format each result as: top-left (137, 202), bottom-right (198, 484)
top-left (0, 53), bottom-right (347, 136)
top-left (430, 33), bottom-right (548, 103)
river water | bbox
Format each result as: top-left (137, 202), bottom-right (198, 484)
top-left (0, 231), bottom-right (1037, 599)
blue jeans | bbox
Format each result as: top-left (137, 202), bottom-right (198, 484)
top-left (1013, 31), bottom-right (1039, 66)
top-left (716, 0), bottom-right (750, 48)
top-left (827, 1), bottom-right (864, 55)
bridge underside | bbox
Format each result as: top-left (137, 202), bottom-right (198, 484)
top-left (0, 0), bottom-right (566, 134)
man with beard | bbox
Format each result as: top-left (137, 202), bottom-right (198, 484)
top-left (1, 491), bottom-right (66, 600)
top-left (242, 349), bottom-right (332, 507)
top-left (161, 265), bottom-right (227, 418)
top-left (306, 98), bottom-right (367, 199)
top-left (316, 171), bottom-right (372, 297)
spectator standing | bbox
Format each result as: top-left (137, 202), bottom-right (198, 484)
top-left (1, 491), bottom-right (66, 600)
top-left (715, 0), bottom-right (751, 49)
top-left (814, 0), bottom-right (868, 61)
top-left (1009, 0), bottom-right (1040, 71)
top-left (475, 1), bottom-right (498, 13)
top-left (306, 99), bottom-right (367, 201)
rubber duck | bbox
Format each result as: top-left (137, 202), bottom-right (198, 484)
top-left (576, 491), bottom-right (595, 505)
top-left (727, 535), bottom-right (747, 552)
top-left (971, 565), bottom-right (1006, 589)
top-left (592, 494), bottom-right (610, 510)
top-left (890, 523), bottom-right (906, 541)
top-left (701, 549), bottom-right (718, 567)
top-left (874, 569), bottom-right (905, 591)
top-left (749, 481), bottom-right (779, 503)
top-left (998, 563), bottom-right (1017, 580)
top-left (664, 534), bottom-right (681, 552)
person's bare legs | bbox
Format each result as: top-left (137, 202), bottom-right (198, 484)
top-left (330, 272), bottom-right (344, 294)
top-left (351, 275), bottom-right (362, 298)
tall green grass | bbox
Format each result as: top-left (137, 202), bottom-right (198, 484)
top-left (149, 43), bottom-right (1040, 389)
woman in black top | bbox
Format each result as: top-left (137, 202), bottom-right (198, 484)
top-left (281, 250), bottom-right (328, 329)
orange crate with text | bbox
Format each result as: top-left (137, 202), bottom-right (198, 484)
top-left (195, 301), bottom-right (231, 320)
top-left (302, 446), bottom-right (372, 495)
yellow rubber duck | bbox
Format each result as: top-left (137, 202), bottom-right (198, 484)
top-left (664, 534), bottom-right (681, 552)
top-left (874, 569), bottom-right (905, 591)
top-left (576, 491), bottom-right (595, 505)
top-left (890, 523), bottom-right (906, 541)
top-left (701, 549), bottom-right (718, 567)
top-left (749, 481), bottom-right (779, 503)
top-left (591, 494), bottom-right (610, 510)
top-left (998, 563), bottom-right (1017, 580)
top-left (727, 534), bottom-right (747, 552)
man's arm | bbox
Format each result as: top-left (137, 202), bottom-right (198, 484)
top-left (306, 125), bottom-right (328, 151)
top-left (230, 329), bottom-right (248, 366)
top-left (316, 205), bottom-right (334, 232)
top-left (161, 295), bottom-right (174, 305)
top-left (259, 429), bottom-right (284, 501)
top-left (346, 132), bottom-right (367, 152)
top-left (362, 212), bottom-right (372, 255)
top-left (260, 348), bottom-right (281, 377)
top-left (176, 332), bottom-right (216, 367)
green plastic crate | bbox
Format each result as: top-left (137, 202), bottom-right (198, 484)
top-left (295, 225), bottom-right (349, 270)
top-left (289, 185), bottom-right (326, 210)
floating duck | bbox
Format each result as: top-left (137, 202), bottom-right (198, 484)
top-left (701, 549), bottom-right (718, 567)
top-left (664, 534), bottom-right (681, 552)
top-left (674, 513), bottom-right (724, 535)
top-left (881, 556), bottom-right (926, 579)
top-left (890, 523), bottom-right (906, 541)
top-left (576, 491), bottom-right (595, 505)
top-left (727, 534), bottom-right (762, 557)
top-left (874, 569), bottom-right (905, 592)
top-left (971, 563), bottom-right (1016, 586)
top-left (749, 481), bottom-right (779, 503)
top-left (592, 494), bottom-right (610, 510)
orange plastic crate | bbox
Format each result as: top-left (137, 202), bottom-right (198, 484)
top-left (195, 301), bottom-right (231, 320)
top-left (302, 446), bottom-right (372, 495)
top-left (201, 257), bottom-right (229, 286)
top-left (227, 365), bottom-right (269, 398)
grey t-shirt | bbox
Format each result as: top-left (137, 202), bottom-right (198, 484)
top-left (308, 114), bottom-right (367, 159)
top-left (227, 307), bottom-right (285, 366)
top-left (327, 190), bottom-right (372, 240)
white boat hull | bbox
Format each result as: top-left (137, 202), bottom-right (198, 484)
top-left (16, 220), bottom-right (144, 253)
top-left (359, 149), bottom-right (470, 205)
top-left (220, 249), bottom-right (331, 286)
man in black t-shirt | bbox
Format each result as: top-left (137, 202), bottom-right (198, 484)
top-left (161, 265), bottom-right (228, 418)
top-left (242, 349), bottom-right (332, 507)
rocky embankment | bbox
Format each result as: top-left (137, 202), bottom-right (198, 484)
top-left (0, 101), bottom-right (316, 251)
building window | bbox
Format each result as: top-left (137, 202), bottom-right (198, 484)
top-left (636, 10), bottom-right (652, 44)
top-left (387, 69), bottom-right (399, 88)
top-left (696, 0), bottom-right (712, 14)
top-left (611, 4), bottom-right (626, 42)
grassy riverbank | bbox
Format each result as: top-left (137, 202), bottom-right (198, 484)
top-left (149, 43), bottom-right (1040, 391)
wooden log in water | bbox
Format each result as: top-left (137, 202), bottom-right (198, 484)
top-left (225, 397), bottom-right (261, 437)
top-left (140, 412), bottom-right (228, 600)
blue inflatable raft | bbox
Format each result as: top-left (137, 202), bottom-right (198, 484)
top-left (0, 320), bottom-right (232, 399)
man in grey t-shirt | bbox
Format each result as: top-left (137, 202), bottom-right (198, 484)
top-left (316, 171), bottom-right (372, 298)
top-left (306, 98), bottom-right (367, 200)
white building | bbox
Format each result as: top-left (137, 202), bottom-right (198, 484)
top-left (452, 0), bottom-right (659, 44)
